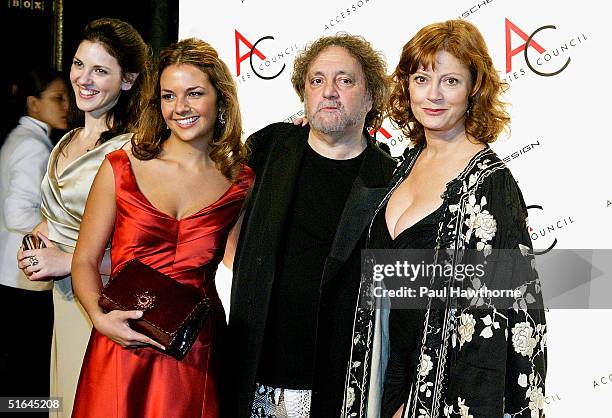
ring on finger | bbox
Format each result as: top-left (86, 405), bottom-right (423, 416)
top-left (29, 256), bottom-right (39, 267)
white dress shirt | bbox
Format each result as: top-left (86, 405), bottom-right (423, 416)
top-left (0, 116), bottom-right (54, 291)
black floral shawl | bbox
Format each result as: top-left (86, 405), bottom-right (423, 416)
top-left (341, 144), bottom-right (547, 418)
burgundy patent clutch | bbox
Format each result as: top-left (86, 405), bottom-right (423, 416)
top-left (98, 259), bottom-right (210, 360)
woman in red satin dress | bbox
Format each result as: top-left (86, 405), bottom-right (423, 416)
top-left (71, 38), bottom-right (253, 418)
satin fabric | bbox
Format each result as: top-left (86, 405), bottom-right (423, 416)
top-left (40, 130), bottom-right (131, 418)
top-left (72, 149), bottom-right (253, 418)
top-left (42, 131), bottom-right (132, 251)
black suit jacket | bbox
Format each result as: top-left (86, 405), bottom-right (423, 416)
top-left (226, 122), bottom-right (396, 417)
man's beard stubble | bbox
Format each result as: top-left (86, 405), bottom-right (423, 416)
top-left (304, 98), bottom-right (368, 135)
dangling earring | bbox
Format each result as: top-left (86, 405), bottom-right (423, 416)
top-left (466, 100), bottom-right (473, 117)
top-left (218, 109), bottom-right (226, 125)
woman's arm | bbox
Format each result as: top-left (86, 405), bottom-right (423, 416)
top-left (32, 219), bottom-right (48, 236)
top-left (392, 408), bottom-right (403, 418)
top-left (8, 137), bottom-right (74, 279)
top-left (17, 230), bottom-right (72, 279)
top-left (18, 217), bottom-right (112, 279)
top-left (72, 158), bottom-right (164, 350)
top-left (468, 169), bottom-right (546, 417)
top-left (71, 159), bottom-right (114, 321)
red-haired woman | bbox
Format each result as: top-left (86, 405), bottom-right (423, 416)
top-left (343, 20), bottom-right (547, 418)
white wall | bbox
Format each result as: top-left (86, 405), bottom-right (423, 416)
top-left (180, 1), bottom-right (612, 416)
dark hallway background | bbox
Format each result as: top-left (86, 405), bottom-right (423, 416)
top-left (1, 0), bottom-right (179, 141)
top-left (59, 0), bottom-right (179, 68)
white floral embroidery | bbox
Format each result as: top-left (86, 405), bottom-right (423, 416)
top-left (464, 195), bottom-right (497, 247)
top-left (479, 313), bottom-right (499, 339)
top-left (346, 387), bottom-right (355, 409)
top-left (473, 212), bottom-right (496, 241)
top-left (444, 403), bottom-right (454, 417)
top-left (418, 408), bottom-right (431, 418)
top-left (465, 194), bottom-right (478, 215)
top-left (477, 159), bottom-right (491, 170)
top-left (527, 386), bottom-right (545, 418)
top-left (478, 242), bottom-right (493, 257)
top-left (419, 354), bottom-right (434, 377)
top-left (419, 381), bottom-right (433, 398)
top-left (457, 397), bottom-right (474, 418)
top-left (458, 313), bottom-right (476, 347)
top-left (518, 243), bottom-right (530, 256)
top-left (512, 322), bottom-right (537, 357)
top-left (468, 174), bottom-right (477, 188)
top-left (540, 327), bottom-right (547, 352)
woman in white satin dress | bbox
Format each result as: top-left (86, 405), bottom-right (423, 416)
top-left (16, 18), bottom-right (151, 417)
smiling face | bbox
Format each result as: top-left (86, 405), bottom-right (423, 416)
top-left (303, 46), bottom-right (372, 135)
top-left (30, 78), bottom-right (70, 130)
top-left (160, 64), bottom-right (218, 144)
top-left (69, 40), bottom-right (134, 118)
top-left (409, 50), bottom-right (473, 140)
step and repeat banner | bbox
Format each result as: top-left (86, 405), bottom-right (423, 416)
top-left (179, 1), bottom-right (610, 416)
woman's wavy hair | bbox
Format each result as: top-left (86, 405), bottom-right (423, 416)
top-left (291, 33), bottom-right (389, 130)
top-left (67, 18), bottom-right (151, 145)
top-left (131, 38), bottom-right (246, 182)
top-left (388, 19), bottom-right (510, 145)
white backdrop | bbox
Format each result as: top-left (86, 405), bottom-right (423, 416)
top-left (180, 1), bottom-right (612, 416)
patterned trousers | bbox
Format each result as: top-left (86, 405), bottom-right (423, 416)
top-left (250, 382), bottom-right (312, 418)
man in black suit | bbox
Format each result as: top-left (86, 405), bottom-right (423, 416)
top-left (226, 34), bottom-right (396, 418)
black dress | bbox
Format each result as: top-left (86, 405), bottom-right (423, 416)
top-left (343, 146), bottom-right (546, 418)
top-left (381, 205), bottom-right (443, 418)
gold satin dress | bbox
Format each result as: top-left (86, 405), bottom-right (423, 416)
top-left (40, 130), bottom-right (130, 418)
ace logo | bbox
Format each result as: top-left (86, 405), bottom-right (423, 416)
top-left (368, 127), bottom-right (392, 140)
top-left (505, 18), bottom-right (545, 73)
top-left (505, 18), bottom-right (571, 77)
top-left (527, 205), bottom-right (558, 255)
top-left (234, 30), bottom-right (286, 80)
top-left (234, 30), bottom-right (266, 77)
